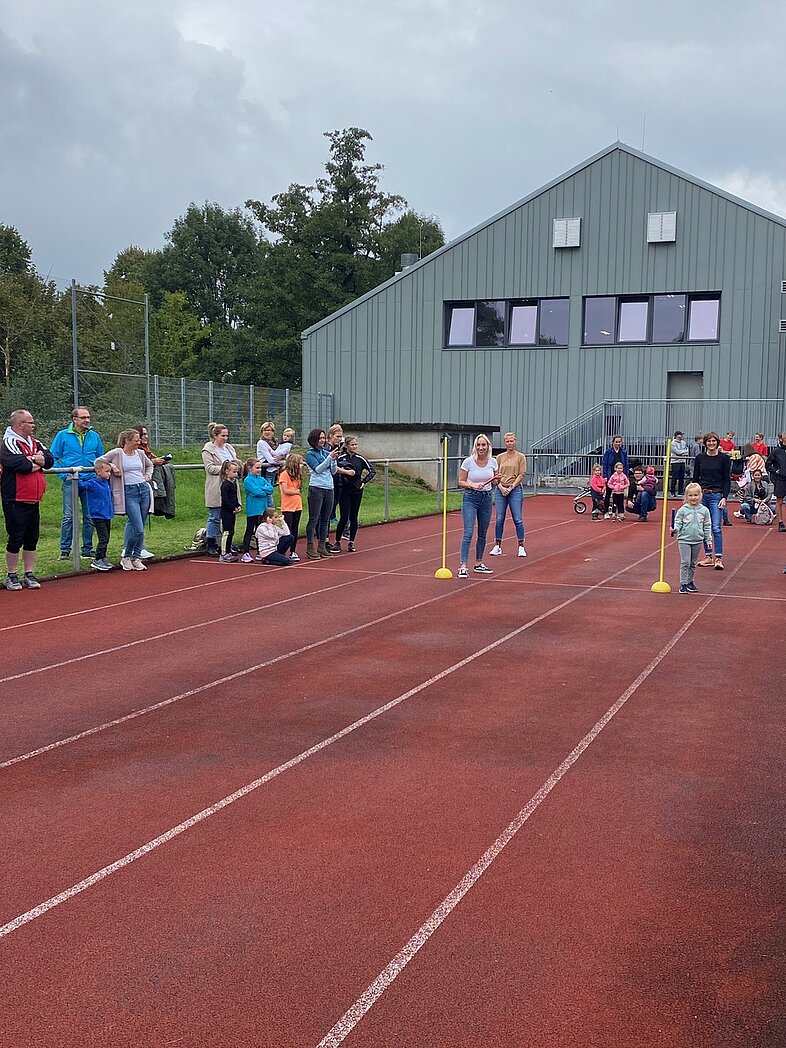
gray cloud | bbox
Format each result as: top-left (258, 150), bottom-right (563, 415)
top-left (2, 0), bottom-right (785, 286)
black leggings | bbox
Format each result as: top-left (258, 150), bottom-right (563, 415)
top-left (242, 515), bottom-right (262, 554)
top-left (282, 510), bottom-right (301, 554)
top-left (337, 488), bottom-right (363, 542)
top-left (220, 509), bottom-right (236, 555)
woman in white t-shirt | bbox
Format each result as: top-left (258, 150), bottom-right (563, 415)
top-left (103, 428), bottom-right (154, 571)
top-left (457, 434), bottom-right (499, 578)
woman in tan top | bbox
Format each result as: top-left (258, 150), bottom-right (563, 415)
top-left (489, 432), bottom-right (527, 558)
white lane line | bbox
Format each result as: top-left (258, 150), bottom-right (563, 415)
top-left (0, 546), bottom-right (656, 939)
top-left (0, 522), bottom-right (461, 634)
top-left (314, 540), bottom-right (768, 1047)
top-left (0, 520), bottom-right (572, 685)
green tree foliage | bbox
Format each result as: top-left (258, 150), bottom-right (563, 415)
top-left (149, 291), bottom-right (211, 376)
top-left (243, 128), bottom-right (445, 387)
top-left (0, 224), bottom-right (33, 275)
top-left (146, 203), bottom-right (260, 328)
top-left (0, 347), bottom-right (72, 428)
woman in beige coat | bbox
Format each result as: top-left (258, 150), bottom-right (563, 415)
top-left (202, 422), bottom-right (238, 556)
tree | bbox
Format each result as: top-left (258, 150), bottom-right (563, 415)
top-left (149, 291), bottom-right (211, 376)
top-left (0, 224), bottom-right (33, 275)
top-left (243, 128), bottom-right (444, 386)
top-left (147, 203), bottom-right (261, 328)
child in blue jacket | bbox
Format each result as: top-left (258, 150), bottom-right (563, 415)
top-left (241, 459), bottom-right (274, 563)
top-left (78, 458), bottom-right (115, 571)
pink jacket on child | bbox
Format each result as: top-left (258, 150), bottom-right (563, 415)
top-left (607, 472), bottom-right (629, 494)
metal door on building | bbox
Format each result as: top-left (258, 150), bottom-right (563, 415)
top-left (666, 372), bottom-right (704, 437)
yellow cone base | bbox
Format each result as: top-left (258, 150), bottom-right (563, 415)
top-left (435, 567), bottom-right (453, 580)
top-left (651, 581), bottom-right (671, 593)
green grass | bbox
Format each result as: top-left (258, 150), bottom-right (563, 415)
top-left (32, 453), bottom-right (463, 579)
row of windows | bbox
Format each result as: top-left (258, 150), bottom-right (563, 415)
top-left (444, 293), bottom-right (720, 348)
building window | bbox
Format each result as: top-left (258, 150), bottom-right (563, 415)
top-left (538, 298), bottom-right (570, 345)
top-left (583, 297), bottom-right (616, 345)
top-left (445, 298), bottom-right (569, 348)
top-left (476, 300), bottom-right (506, 347)
top-left (652, 294), bottom-right (686, 343)
top-left (582, 293), bottom-right (720, 345)
top-left (687, 296), bottom-right (720, 340)
top-left (446, 304), bottom-right (475, 346)
top-left (647, 211), bottom-right (677, 243)
top-left (618, 298), bottom-right (649, 342)
top-left (509, 302), bottom-right (537, 344)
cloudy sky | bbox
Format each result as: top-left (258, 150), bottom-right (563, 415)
top-left (3, 0), bottom-right (786, 287)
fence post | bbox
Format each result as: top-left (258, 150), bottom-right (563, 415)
top-left (285, 388), bottom-right (290, 429)
top-left (208, 380), bottom-right (214, 424)
top-left (71, 469), bottom-right (81, 572)
top-left (249, 384), bottom-right (255, 448)
top-left (153, 374), bottom-right (160, 447)
top-left (180, 378), bottom-right (186, 448)
top-left (383, 461), bottom-right (390, 521)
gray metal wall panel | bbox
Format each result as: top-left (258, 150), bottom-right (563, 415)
top-left (303, 147), bottom-right (786, 449)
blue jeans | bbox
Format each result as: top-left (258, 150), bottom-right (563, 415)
top-left (702, 492), bottom-right (724, 556)
top-left (123, 483), bottom-right (150, 560)
top-left (60, 478), bottom-right (94, 555)
top-left (493, 486), bottom-right (525, 543)
top-left (460, 489), bottom-right (493, 563)
top-left (206, 506), bottom-right (221, 542)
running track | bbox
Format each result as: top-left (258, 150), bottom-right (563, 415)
top-left (1, 499), bottom-right (784, 1047)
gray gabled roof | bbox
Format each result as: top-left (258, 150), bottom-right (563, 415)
top-left (302, 141), bottom-right (786, 338)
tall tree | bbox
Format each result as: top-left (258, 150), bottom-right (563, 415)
top-left (243, 128), bottom-right (444, 386)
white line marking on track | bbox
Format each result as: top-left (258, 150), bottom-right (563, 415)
top-left (0, 522), bottom-right (463, 634)
top-left (0, 544), bottom-right (660, 939)
top-left (313, 537), bottom-right (768, 1047)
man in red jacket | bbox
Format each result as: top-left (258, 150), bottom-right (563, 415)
top-left (1, 409), bottom-right (54, 591)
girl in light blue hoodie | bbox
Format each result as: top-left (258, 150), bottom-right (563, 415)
top-left (673, 483), bottom-right (713, 593)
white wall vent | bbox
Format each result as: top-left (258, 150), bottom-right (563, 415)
top-left (647, 211), bottom-right (677, 243)
top-left (779, 319), bottom-right (786, 334)
top-left (553, 217), bottom-right (581, 248)
top-left (780, 280), bottom-right (786, 294)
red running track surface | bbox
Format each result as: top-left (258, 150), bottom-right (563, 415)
top-left (1, 499), bottom-right (784, 1047)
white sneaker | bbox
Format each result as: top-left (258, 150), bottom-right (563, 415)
top-left (120, 557), bottom-right (134, 571)
top-left (604, 512), bottom-right (612, 519)
top-left (139, 548), bottom-right (155, 559)
top-left (518, 545), bottom-right (527, 557)
top-left (489, 544), bottom-right (502, 556)
top-left (131, 558), bottom-right (147, 571)
top-left (289, 552), bottom-right (300, 561)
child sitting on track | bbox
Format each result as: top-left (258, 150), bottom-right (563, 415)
top-left (241, 459), bottom-right (274, 563)
top-left (255, 506), bottom-right (295, 566)
top-left (673, 483), bottom-right (712, 594)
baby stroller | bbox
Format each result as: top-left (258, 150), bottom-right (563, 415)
top-left (573, 487), bottom-right (591, 514)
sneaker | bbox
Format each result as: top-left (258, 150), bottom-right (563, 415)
top-left (604, 512), bottom-right (613, 519)
top-left (779, 522), bottom-right (786, 533)
top-left (489, 544), bottom-right (502, 556)
top-left (21, 573), bottom-right (41, 589)
top-left (714, 558), bottom-right (724, 570)
top-left (80, 550), bottom-right (96, 559)
top-left (457, 566), bottom-right (468, 579)
top-left (679, 584), bottom-right (689, 594)
top-left (120, 557), bottom-right (134, 571)
top-left (517, 545), bottom-right (527, 557)
top-left (686, 582), bottom-right (699, 592)
top-left (733, 512), bottom-right (743, 519)
top-left (219, 553), bottom-right (238, 564)
top-left (289, 552), bottom-right (300, 561)
top-left (722, 520), bottom-right (732, 527)
top-left (94, 558), bottom-right (113, 571)
top-left (59, 551), bottom-right (71, 560)
top-left (5, 574), bottom-right (23, 591)
top-left (240, 553), bottom-right (254, 563)
top-left (474, 563), bottom-right (493, 574)
top-left (139, 549), bottom-right (155, 559)
top-left (347, 543), bottom-right (355, 553)
top-left (697, 556), bottom-right (714, 567)
top-left (131, 558), bottom-right (147, 571)
top-left (327, 541), bottom-right (342, 553)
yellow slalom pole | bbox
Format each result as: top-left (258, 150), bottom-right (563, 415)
top-left (435, 434), bottom-right (453, 579)
top-left (651, 438), bottom-right (672, 593)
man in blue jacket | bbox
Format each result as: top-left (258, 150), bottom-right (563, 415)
top-left (49, 407), bottom-right (105, 559)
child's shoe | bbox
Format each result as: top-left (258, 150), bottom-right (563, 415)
top-left (4, 574), bottom-right (22, 591)
top-left (686, 582), bottom-right (699, 592)
top-left (457, 566), bottom-right (468, 578)
top-left (240, 553), bottom-right (253, 563)
top-left (219, 553), bottom-right (237, 564)
top-left (679, 584), bottom-right (689, 594)
top-left (347, 542), bottom-right (356, 553)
